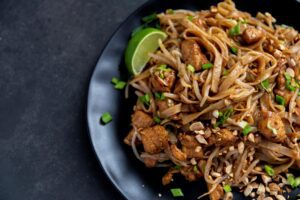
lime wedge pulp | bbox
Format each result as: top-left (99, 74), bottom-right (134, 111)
top-left (125, 28), bottom-right (167, 75)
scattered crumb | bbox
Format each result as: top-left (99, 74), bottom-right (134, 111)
top-left (158, 193), bottom-right (162, 197)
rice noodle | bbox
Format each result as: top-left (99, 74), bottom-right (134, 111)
top-left (123, 1), bottom-right (300, 199)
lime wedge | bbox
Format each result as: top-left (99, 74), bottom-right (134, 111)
top-left (125, 28), bottom-right (167, 75)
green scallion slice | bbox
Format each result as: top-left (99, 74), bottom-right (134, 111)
top-left (275, 95), bottom-right (285, 106)
top-left (114, 81), bottom-right (127, 90)
top-left (187, 64), bottom-right (195, 73)
top-left (294, 177), bottom-right (300, 188)
top-left (242, 125), bottom-right (252, 136)
top-left (187, 16), bottom-right (194, 21)
top-left (111, 77), bottom-right (119, 84)
top-left (284, 73), bottom-right (292, 81)
top-left (153, 116), bottom-right (161, 124)
top-left (170, 188), bottom-right (184, 197)
top-left (261, 79), bottom-right (270, 91)
top-left (202, 63), bottom-right (213, 70)
top-left (101, 112), bottom-right (112, 124)
top-left (229, 22), bottom-right (241, 37)
top-left (288, 174), bottom-right (296, 187)
top-left (154, 92), bottom-right (165, 100)
top-left (214, 108), bottom-right (233, 127)
top-left (139, 93), bottom-right (151, 106)
top-left (264, 165), bottom-right (274, 176)
top-left (223, 185), bottom-right (232, 193)
top-left (230, 46), bottom-right (238, 54)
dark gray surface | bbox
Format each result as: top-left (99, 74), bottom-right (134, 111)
top-left (0, 0), bottom-right (146, 199)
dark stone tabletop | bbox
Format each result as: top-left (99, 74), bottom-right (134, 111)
top-left (0, 0), bottom-right (146, 199)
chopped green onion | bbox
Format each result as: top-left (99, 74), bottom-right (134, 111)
top-left (157, 64), bottom-right (170, 78)
top-left (202, 63), bottom-right (213, 70)
top-left (264, 165), bottom-right (274, 176)
top-left (288, 174), bottom-right (296, 187)
top-left (230, 46), bottom-right (238, 54)
top-left (193, 165), bottom-right (200, 174)
top-left (166, 9), bottom-right (174, 14)
top-left (174, 165), bottom-right (181, 170)
top-left (294, 177), bottom-right (300, 188)
top-left (187, 64), bottom-right (195, 73)
top-left (187, 16), bottom-right (194, 21)
top-left (170, 188), bottom-right (184, 197)
top-left (139, 93), bottom-right (151, 107)
top-left (229, 21), bottom-right (241, 37)
top-left (261, 79), bottom-right (270, 91)
top-left (223, 185), bottom-right (232, 193)
top-left (284, 73), bottom-right (299, 91)
top-left (214, 108), bottom-right (233, 127)
top-left (158, 64), bottom-right (167, 70)
top-left (286, 83), bottom-right (297, 91)
top-left (153, 116), bottom-right (161, 124)
top-left (142, 13), bottom-right (157, 23)
top-left (155, 92), bottom-right (165, 100)
top-left (114, 81), bottom-right (127, 90)
top-left (284, 73), bottom-right (292, 81)
top-left (242, 125), bottom-right (252, 136)
top-left (275, 95), bottom-right (285, 106)
top-left (157, 64), bottom-right (170, 72)
top-left (111, 77), bottom-right (119, 84)
top-left (101, 112), bottom-right (112, 124)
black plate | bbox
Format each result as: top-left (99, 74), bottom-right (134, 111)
top-left (87, 0), bottom-right (300, 199)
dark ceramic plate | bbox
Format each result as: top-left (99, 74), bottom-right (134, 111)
top-left (87, 0), bottom-right (300, 199)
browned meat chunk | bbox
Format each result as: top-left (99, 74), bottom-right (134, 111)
top-left (143, 157), bottom-right (157, 168)
top-left (132, 110), bottom-right (154, 129)
top-left (208, 184), bottom-right (224, 200)
top-left (170, 144), bottom-right (187, 161)
top-left (156, 100), bottom-right (169, 112)
top-left (213, 129), bottom-right (237, 146)
top-left (258, 111), bottom-right (286, 142)
top-left (242, 27), bottom-right (263, 44)
top-left (124, 129), bottom-right (135, 146)
top-left (181, 40), bottom-right (209, 71)
top-left (179, 134), bottom-right (204, 158)
top-left (180, 166), bottom-right (202, 182)
top-left (179, 134), bottom-right (199, 148)
top-left (162, 171), bottom-right (174, 185)
top-left (150, 66), bottom-right (176, 92)
top-left (140, 125), bottom-right (169, 154)
top-left (182, 147), bottom-right (204, 159)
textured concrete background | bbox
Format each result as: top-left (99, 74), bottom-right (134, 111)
top-left (0, 0), bottom-right (146, 199)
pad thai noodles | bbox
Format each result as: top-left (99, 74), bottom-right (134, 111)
top-left (124, 0), bottom-right (300, 199)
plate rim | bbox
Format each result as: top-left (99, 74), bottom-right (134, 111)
top-left (86, 0), bottom-right (300, 199)
top-left (86, 1), bottom-right (157, 199)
